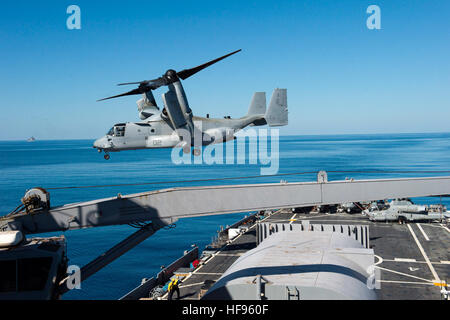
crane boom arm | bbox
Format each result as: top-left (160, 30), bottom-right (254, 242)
top-left (2, 174), bottom-right (450, 235)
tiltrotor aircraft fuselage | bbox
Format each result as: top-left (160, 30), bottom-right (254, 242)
top-left (93, 50), bottom-right (288, 159)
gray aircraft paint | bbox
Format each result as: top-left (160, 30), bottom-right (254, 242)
top-left (93, 88), bottom-right (288, 155)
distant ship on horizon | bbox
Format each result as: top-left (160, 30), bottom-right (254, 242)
top-left (27, 136), bottom-right (36, 142)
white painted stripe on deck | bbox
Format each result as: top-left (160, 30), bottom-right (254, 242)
top-left (407, 224), bottom-right (440, 282)
top-left (215, 253), bottom-right (242, 256)
top-left (440, 224), bottom-right (450, 233)
top-left (193, 272), bottom-right (223, 275)
top-left (374, 255), bottom-right (383, 266)
top-left (383, 259), bottom-right (425, 263)
top-left (377, 280), bottom-right (433, 286)
top-left (394, 258), bottom-right (417, 263)
top-left (384, 259), bottom-right (450, 265)
top-left (296, 214), bottom-right (331, 220)
top-left (375, 266), bottom-right (433, 283)
top-left (179, 282), bottom-right (206, 289)
top-left (417, 223), bottom-right (430, 241)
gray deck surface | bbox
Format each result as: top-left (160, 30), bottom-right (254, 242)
top-left (171, 210), bottom-right (449, 300)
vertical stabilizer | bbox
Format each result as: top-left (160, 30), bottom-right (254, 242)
top-left (247, 92), bottom-right (266, 116)
top-left (265, 89), bottom-right (288, 126)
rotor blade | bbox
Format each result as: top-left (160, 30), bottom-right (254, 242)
top-left (146, 77), bottom-right (167, 89)
top-left (100, 50), bottom-right (241, 101)
top-left (177, 49), bottom-right (241, 80)
top-left (118, 77), bottom-right (166, 89)
top-left (97, 87), bottom-right (144, 101)
top-left (117, 81), bottom-right (146, 86)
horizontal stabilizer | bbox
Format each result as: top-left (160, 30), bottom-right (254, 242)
top-left (265, 89), bottom-right (288, 126)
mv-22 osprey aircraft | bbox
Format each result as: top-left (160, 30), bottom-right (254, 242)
top-left (94, 49), bottom-right (288, 159)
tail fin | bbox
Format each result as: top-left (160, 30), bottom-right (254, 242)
top-left (265, 88), bottom-right (288, 126)
top-left (247, 92), bottom-right (266, 116)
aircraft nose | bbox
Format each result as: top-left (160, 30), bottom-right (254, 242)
top-left (93, 138), bottom-right (101, 148)
top-left (93, 136), bottom-right (108, 149)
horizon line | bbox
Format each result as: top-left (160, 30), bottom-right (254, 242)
top-left (1, 131), bottom-right (450, 142)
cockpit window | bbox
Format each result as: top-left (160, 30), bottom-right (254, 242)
top-left (114, 126), bottom-right (125, 137)
top-left (107, 125), bottom-right (126, 137)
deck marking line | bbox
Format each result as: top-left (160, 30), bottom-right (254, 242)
top-left (179, 282), bottom-right (207, 289)
top-left (374, 255), bottom-right (383, 266)
top-left (377, 280), bottom-right (433, 286)
top-left (215, 253), bottom-right (242, 257)
top-left (383, 259), bottom-right (449, 265)
top-left (193, 272), bottom-right (223, 275)
top-left (394, 258), bottom-right (417, 263)
top-left (407, 224), bottom-right (440, 282)
top-left (375, 266), bottom-right (433, 283)
top-left (417, 224), bottom-right (430, 241)
top-left (440, 224), bottom-right (450, 233)
top-left (383, 259), bottom-right (425, 264)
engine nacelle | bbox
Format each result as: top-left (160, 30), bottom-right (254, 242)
top-left (138, 107), bottom-right (160, 120)
top-left (137, 91), bottom-right (159, 120)
top-left (161, 90), bottom-right (187, 129)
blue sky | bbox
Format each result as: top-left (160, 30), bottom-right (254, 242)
top-left (0, 1), bottom-right (449, 140)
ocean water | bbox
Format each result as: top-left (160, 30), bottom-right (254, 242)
top-left (1, 133), bottom-right (450, 299)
